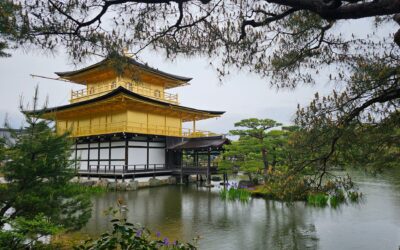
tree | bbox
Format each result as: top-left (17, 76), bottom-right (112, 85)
top-left (226, 118), bottom-right (282, 180)
top-left (219, 137), bottom-right (265, 182)
top-left (0, 1), bottom-right (17, 57)
top-left (266, 130), bottom-right (290, 169)
top-left (0, 89), bottom-right (92, 248)
top-left (288, 113), bottom-right (400, 187)
top-left (1, 0), bottom-right (399, 181)
top-left (220, 122), bottom-right (295, 182)
top-left (0, 137), bottom-right (4, 163)
top-left (231, 118), bottom-right (282, 172)
top-left (2, 0), bottom-right (399, 59)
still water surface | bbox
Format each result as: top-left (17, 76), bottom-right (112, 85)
top-left (82, 170), bottom-right (400, 250)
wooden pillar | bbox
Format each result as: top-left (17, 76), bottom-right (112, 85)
top-left (108, 138), bottom-right (112, 170)
top-left (146, 136), bottom-right (150, 170)
top-left (74, 139), bottom-right (78, 172)
top-left (97, 140), bottom-right (101, 169)
top-left (180, 158), bottom-right (183, 184)
top-left (207, 148), bottom-right (211, 186)
top-left (87, 139), bottom-right (91, 171)
top-left (125, 135), bottom-right (128, 171)
top-left (97, 140), bottom-right (101, 179)
top-left (192, 118), bottom-right (196, 133)
top-left (165, 149), bottom-right (169, 169)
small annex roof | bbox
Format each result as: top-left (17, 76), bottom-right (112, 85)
top-left (55, 57), bottom-right (192, 88)
top-left (168, 136), bottom-right (229, 150)
top-left (27, 87), bottom-right (225, 121)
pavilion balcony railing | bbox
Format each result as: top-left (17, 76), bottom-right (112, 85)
top-left (70, 81), bottom-right (179, 104)
top-left (63, 121), bottom-right (219, 138)
top-left (77, 164), bottom-right (170, 179)
top-left (183, 162), bottom-right (219, 168)
top-left (82, 164), bottom-right (167, 174)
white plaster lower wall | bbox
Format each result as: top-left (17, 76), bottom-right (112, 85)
top-left (111, 148), bottom-right (124, 159)
top-left (111, 141), bottom-right (125, 147)
top-left (79, 161), bottom-right (88, 170)
top-left (100, 149), bottom-right (109, 159)
top-left (149, 148), bottom-right (165, 165)
top-left (129, 141), bottom-right (147, 147)
top-left (77, 143), bottom-right (88, 149)
top-left (74, 140), bottom-right (166, 170)
top-left (149, 142), bottom-right (165, 147)
top-left (90, 149), bottom-right (98, 159)
top-left (78, 149), bottom-right (87, 160)
top-left (128, 148), bottom-right (147, 169)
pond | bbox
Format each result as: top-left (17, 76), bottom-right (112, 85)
top-left (81, 170), bottom-right (400, 249)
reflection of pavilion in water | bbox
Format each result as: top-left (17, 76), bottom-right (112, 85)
top-left (32, 57), bottom-right (229, 182)
top-left (83, 185), bottom-right (318, 249)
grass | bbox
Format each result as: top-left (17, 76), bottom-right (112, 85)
top-left (307, 193), bottom-right (329, 207)
top-left (307, 190), bottom-right (361, 207)
top-left (220, 187), bottom-right (251, 202)
top-left (330, 190), bottom-right (346, 207)
top-left (347, 191), bottom-right (361, 202)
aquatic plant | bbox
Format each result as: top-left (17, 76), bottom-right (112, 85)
top-left (307, 193), bottom-right (329, 207)
top-left (307, 188), bottom-right (362, 207)
top-left (220, 185), bottom-right (251, 202)
top-left (330, 190), bottom-right (346, 207)
top-left (347, 191), bottom-right (361, 202)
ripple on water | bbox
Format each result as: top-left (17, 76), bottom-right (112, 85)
top-left (81, 171), bottom-right (400, 250)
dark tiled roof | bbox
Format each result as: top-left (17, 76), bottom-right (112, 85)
top-left (55, 58), bottom-right (192, 82)
top-left (168, 137), bottom-right (229, 150)
top-left (26, 87), bottom-right (225, 116)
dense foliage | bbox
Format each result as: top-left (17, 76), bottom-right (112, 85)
top-left (220, 118), bottom-right (363, 202)
top-left (0, 90), bottom-right (92, 248)
top-left (1, 0), bottom-right (398, 191)
top-left (219, 118), bottom-right (292, 181)
top-left (75, 218), bottom-right (197, 250)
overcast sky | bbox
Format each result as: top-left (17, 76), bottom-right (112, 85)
top-left (0, 18), bottom-right (388, 135)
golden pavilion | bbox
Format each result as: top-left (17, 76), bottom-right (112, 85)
top-left (37, 57), bottom-right (228, 179)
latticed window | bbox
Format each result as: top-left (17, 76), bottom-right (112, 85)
top-left (154, 90), bottom-right (161, 98)
top-left (111, 82), bottom-right (116, 89)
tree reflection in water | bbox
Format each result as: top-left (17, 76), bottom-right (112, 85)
top-left (81, 171), bottom-right (400, 249)
top-left (82, 184), bottom-right (319, 249)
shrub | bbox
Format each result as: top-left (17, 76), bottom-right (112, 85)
top-left (74, 218), bottom-right (197, 250)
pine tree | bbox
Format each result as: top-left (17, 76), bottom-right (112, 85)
top-left (0, 88), bottom-right (92, 248)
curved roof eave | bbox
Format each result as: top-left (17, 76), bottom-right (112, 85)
top-left (55, 58), bottom-right (192, 83)
top-left (27, 87), bottom-right (225, 117)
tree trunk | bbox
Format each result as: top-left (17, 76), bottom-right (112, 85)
top-left (261, 147), bottom-right (269, 174)
top-left (272, 147), bottom-right (277, 171)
